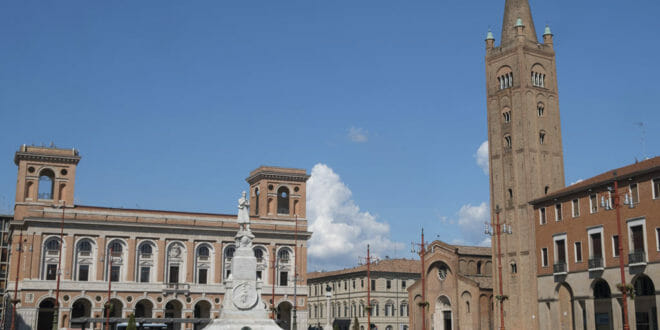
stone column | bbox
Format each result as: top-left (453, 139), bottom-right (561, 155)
top-left (584, 298), bottom-right (596, 330)
top-left (627, 297), bottom-right (636, 328)
top-left (573, 299), bottom-right (584, 330)
top-left (612, 297), bottom-right (622, 329)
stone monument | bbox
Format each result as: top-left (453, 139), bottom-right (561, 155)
top-left (203, 192), bottom-right (281, 330)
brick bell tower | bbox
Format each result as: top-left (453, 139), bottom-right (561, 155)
top-left (246, 166), bottom-right (310, 220)
top-left (485, 0), bottom-right (565, 329)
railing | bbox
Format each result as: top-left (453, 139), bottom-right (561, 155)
top-left (588, 257), bottom-right (604, 270)
top-left (79, 251), bottom-right (92, 257)
top-left (198, 256), bottom-right (209, 261)
top-left (163, 283), bottom-right (190, 296)
top-left (38, 193), bottom-right (53, 200)
top-left (629, 250), bottom-right (646, 265)
top-left (140, 253), bottom-right (152, 259)
top-left (553, 262), bottom-right (567, 274)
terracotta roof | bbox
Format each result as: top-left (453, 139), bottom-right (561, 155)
top-left (307, 258), bottom-right (420, 280)
top-left (531, 157), bottom-right (660, 205)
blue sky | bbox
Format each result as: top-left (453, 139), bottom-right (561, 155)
top-left (1, 0), bottom-right (659, 270)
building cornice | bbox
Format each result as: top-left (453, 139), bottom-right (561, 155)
top-left (14, 151), bottom-right (80, 165)
top-left (246, 171), bottom-right (310, 185)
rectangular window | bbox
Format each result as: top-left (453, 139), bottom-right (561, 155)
top-left (140, 267), bottom-right (150, 283)
top-left (353, 279), bottom-right (356, 289)
top-left (361, 279), bottom-right (364, 288)
top-left (371, 279), bottom-right (376, 291)
top-left (555, 239), bottom-right (566, 264)
top-left (590, 194), bottom-right (598, 213)
top-left (574, 242), bottom-right (582, 262)
top-left (656, 228), bottom-right (660, 251)
top-left (256, 270), bottom-right (262, 280)
top-left (198, 269), bottom-right (208, 284)
top-left (612, 235), bottom-right (620, 257)
top-left (591, 233), bottom-right (603, 258)
top-left (631, 225), bottom-right (645, 252)
top-left (402, 280), bottom-right (406, 289)
top-left (555, 204), bottom-right (563, 221)
top-left (78, 265), bottom-right (89, 281)
top-left (386, 280), bottom-right (391, 289)
top-left (111, 265), bottom-right (120, 282)
top-left (169, 266), bottom-right (179, 283)
top-left (280, 271), bottom-right (288, 286)
top-left (46, 264), bottom-right (57, 280)
top-left (654, 179), bottom-right (660, 199)
top-left (541, 248), bottom-right (548, 267)
top-left (344, 281), bottom-right (347, 290)
top-left (630, 183), bottom-right (640, 204)
top-left (539, 208), bottom-right (547, 225)
top-left (572, 199), bottom-right (580, 217)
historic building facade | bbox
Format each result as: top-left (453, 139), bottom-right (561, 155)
top-left (8, 145), bottom-right (311, 330)
top-left (485, 0), bottom-right (565, 328)
top-left (307, 259), bottom-right (419, 330)
top-left (0, 214), bottom-right (12, 329)
top-left (408, 241), bottom-right (493, 330)
top-left (532, 157), bottom-right (660, 330)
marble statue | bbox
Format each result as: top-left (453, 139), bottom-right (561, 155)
top-left (202, 192), bottom-right (281, 330)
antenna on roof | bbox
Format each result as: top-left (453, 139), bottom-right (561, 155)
top-left (634, 122), bottom-right (648, 160)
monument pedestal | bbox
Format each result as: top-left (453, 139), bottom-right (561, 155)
top-left (203, 193), bottom-right (281, 330)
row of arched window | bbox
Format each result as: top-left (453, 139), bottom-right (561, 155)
top-left (502, 130), bottom-right (548, 149)
top-left (40, 237), bottom-right (294, 285)
top-left (311, 300), bottom-right (409, 319)
top-left (496, 65), bottom-right (548, 90)
top-left (500, 103), bottom-right (546, 125)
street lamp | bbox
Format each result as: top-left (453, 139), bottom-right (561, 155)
top-left (601, 177), bottom-right (636, 330)
top-left (410, 229), bottom-right (426, 330)
top-left (484, 205), bottom-right (511, 330)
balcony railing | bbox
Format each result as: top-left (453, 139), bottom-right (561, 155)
top-left (588, 257), bottom-right (604, 270)
top-left (38, 193), bottom-right (53, 200)
top-left (553, 262), bottom-right (567, 275)
top-left (163, 283), bottom-right (190, 296)
top-left (629, 250), bottom-right (647, 265)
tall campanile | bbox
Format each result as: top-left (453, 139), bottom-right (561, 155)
top-left (485, 0), bottom-right (565, 329)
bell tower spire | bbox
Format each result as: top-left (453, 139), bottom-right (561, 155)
top-left (501, 0), bottom-right (538, 44)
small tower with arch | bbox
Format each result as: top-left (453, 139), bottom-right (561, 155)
top-left (245, 166), bottom-right (310, 219)
top-left (14, 145), bottom-right (81, 209)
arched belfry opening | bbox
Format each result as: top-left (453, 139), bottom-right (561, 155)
top-left (277, 186), bottom-right (290, 215)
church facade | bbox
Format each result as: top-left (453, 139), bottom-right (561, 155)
top-left (8, 145), bottom-right (310, 330)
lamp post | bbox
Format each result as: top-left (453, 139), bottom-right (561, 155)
top-left (484, 205), bottom-right (511, 330)
top-left (105, 246), bottom-right (113, 330)
top-left (52, 203), bottom-right (65, 330)
top-left (359, 245), bottom-right (378, 330)
top-left (601, 176), bottom-right (636, 330)
top-left (10, 231), bottom-right (23, 330)
top-left (293, 215), bottom-right (299, 330)
top-left (411, 229), bottom-right (426, 330)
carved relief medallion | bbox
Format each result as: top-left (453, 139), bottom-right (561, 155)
top-left (232, 281), bottom-right (258, 310)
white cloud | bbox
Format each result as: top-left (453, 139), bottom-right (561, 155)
top-left (348, 127), bottom-right (368, 143)
top-left (475, 141), bottom-right (489, 175)
top-left (570, 179), bottom-right (584, 186)
top-left (441, 202), bottom-right (490, 246)
top-left (306, 164), bottom-right (402, 270)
